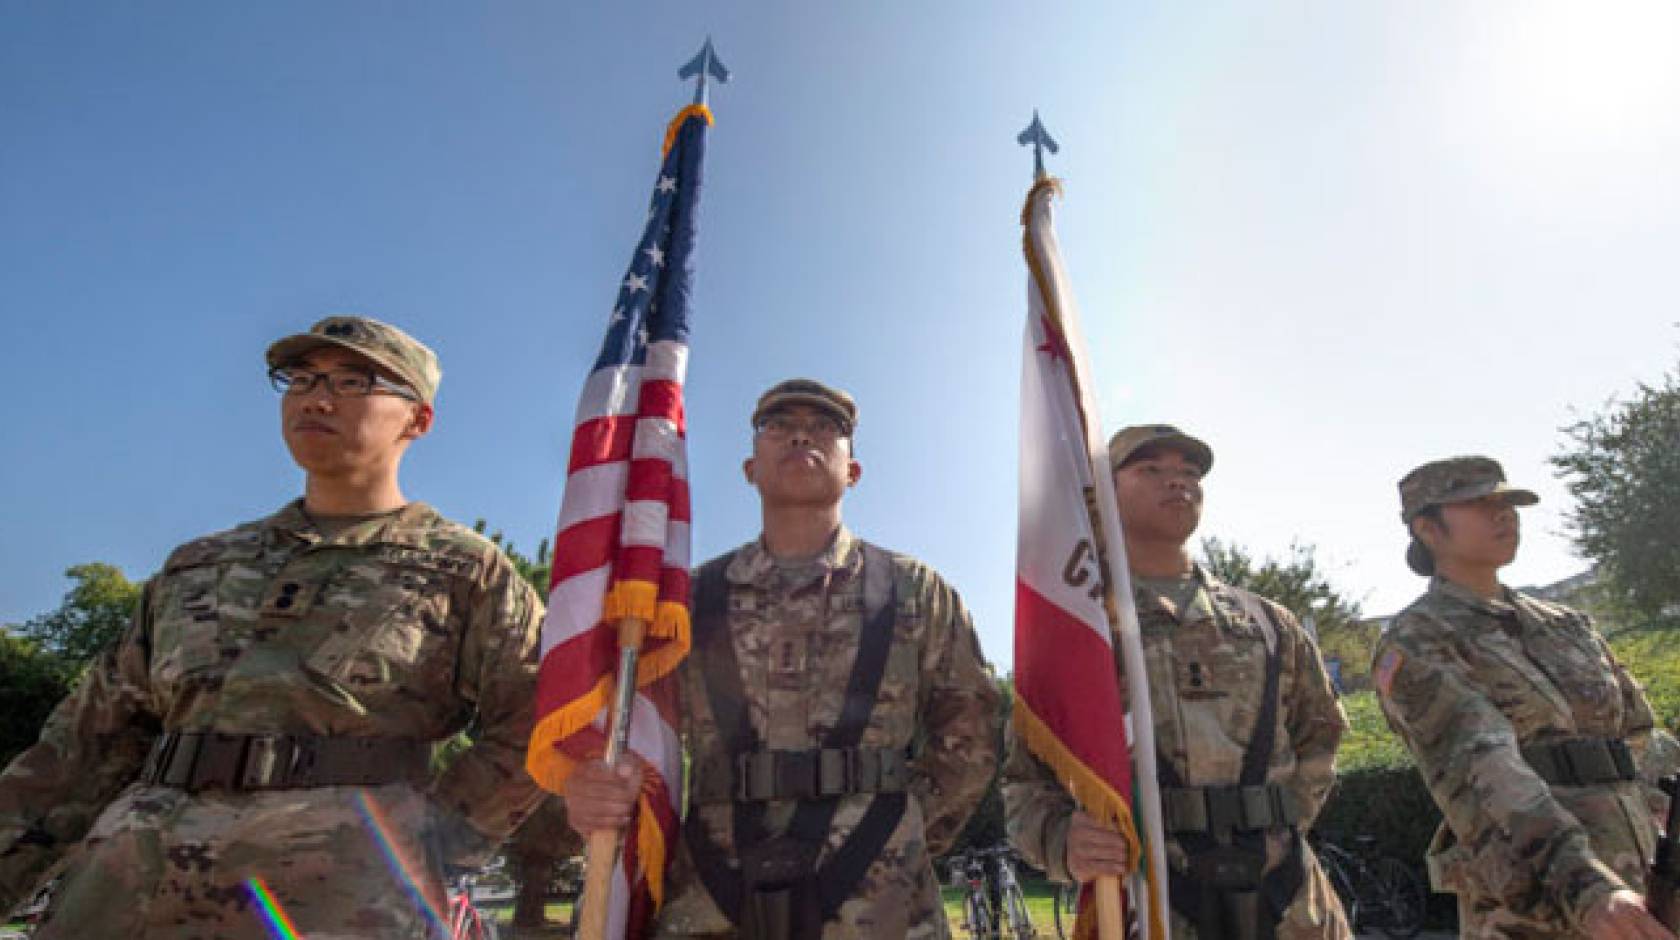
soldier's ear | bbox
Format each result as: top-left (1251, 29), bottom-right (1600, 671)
top-left (1410, 515), bottom-right (1442, 550)
top-left (743, 457), bottom-right (756, 485)
top-left (846, 459), bottom-right (862, 488)
top-left (402, 403), bottom-right (434, 441)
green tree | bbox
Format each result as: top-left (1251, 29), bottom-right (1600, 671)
top-left (473, 519), bottom-right (550, 593)
top-left (3, 563), bottom-right (142, 763)
top-left (1199, 538), bottom-right (1372, 688)
top-left (0, 631), bottom-right (73, 765)
top-left (1552, 364), bottom-right (1680, 626)
top-left (1198, 538), bottom-right (1364, 634)
top-left (18, 562), bottom-right (142, 666)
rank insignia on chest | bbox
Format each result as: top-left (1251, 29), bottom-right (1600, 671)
top-left (1178, 660), bottom-right (1226, 699)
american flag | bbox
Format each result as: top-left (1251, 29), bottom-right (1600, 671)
top-left (526, 103), bottom-right (712, 938)
top-left (1014, 176), bottom-right (1169, 939)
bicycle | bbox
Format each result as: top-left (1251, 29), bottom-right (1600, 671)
top-left (953, 846), bottom-right (1037, 939)
top-left (955, 852), bottom-right (996, 939)
top-left (447, 870), bottom-right (502, 940)
top-left (1051, 879), bottom-right (1079, 939)
top-left (1314, 835), bottom-right (1426, 939)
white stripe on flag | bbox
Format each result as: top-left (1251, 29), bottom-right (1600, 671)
top-left (542, 564), bottom-right (611, 648)
top-left (631, 416), bottom-right (682, 461)
top-left (572, 364), bottom-right (646, 425)
top-left (662, 521), bottom-right (692, 570)
top-left (555, 462), bottom-right (631, 533)
top-left (628, 692), bottom-right (684, 817)
top-left (643, 340), bottom-right (688, 383)
top-left (621, 500), bottom-right (671, 548)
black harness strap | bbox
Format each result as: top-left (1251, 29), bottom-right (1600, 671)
top-left (687, 554), bottom-right (752, 920)
top-left (686, 544), bottom-right (908, 925)
top-left (1159, 590), bottom-right (1293, 939)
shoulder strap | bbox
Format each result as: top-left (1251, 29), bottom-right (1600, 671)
top-left (686, 551), bottom-right (756, 922)
top-left (789, 542), bottom-right (904, 919)
top-left (694, 553), bottom-right (753, 754)
top-left (1236, 594), bottom-right (1284, 788)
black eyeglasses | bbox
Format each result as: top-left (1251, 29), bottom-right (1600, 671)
top-left (268, 366), bottom-right (418, 401)
top-left (754, 413), bottom-right (849, 442)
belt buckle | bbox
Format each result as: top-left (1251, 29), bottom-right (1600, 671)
top-left (144, 733), bottom-right (182, 786)
top-left (815, 749), bottom-right (854, 797)
top-left (777, 750), bottom-right (818, 800)
top-left (1238, 786), bottom-right (1271, 829)
top-left (240, 735), bottom-right (296, 789)
top-left (1206, 785), bottom-right (1243, 838)
top-left (736, 752), bottom-right (770, 802)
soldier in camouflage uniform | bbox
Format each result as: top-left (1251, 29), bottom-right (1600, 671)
top-left (0, 315), bottom-right (546, 939)
top-left (1373, 456), bottom-right (1674, 939)
top-left (1004, 424), bottom-right (1352, 939)
top-left (563, 378), bottom-right (999, 939)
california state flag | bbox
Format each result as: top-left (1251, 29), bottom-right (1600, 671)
top-left (1013, 175), bottom-right (1170, 940)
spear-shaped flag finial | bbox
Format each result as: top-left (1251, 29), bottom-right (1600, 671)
top-left (1017, 109), bottom-right (1060, 180)
top-left (678, 37), bottom-right (731, 105)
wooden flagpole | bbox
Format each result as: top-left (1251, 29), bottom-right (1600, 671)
top-left (577, 617), bottom-right (647, 940)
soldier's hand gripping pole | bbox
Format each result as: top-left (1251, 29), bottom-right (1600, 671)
top-left (1650, 775), bottom-right (1680, 929)
top-left (578, 617), bottom-right (648, 940)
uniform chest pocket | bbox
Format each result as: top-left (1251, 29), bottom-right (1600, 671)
top-left (1527, 629), bottom-right (1622, 727)
top-left (303, 571), bottom-right (452, 686)
top-left (151, 565), bottom-right (228, 684)
top-left (1176, 623), bottom-right (1272, 744)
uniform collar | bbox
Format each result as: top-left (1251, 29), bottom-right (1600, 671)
top-left (1428, 575), bottom-right (1520, 619)
top-left (266, 499), bottom-right (437, 549)
top-left (1133, 562), bottom-right (1218, 623)
top-left (726, 524), bottom-right (860, 587)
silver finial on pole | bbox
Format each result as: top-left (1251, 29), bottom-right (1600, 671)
top-left (1017, 109), bottom-right (1060, 180)
top-left (678, 37), bottom-right (731, 105)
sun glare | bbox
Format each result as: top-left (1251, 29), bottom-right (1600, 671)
top-left (1482, 2), bottom-right (1680, 151)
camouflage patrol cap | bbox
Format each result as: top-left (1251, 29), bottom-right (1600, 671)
top-left (751, 378), bottom-right (857, 433)
top-left (265, 315), bottom-right (441, 404)
top-left (1107, 424), bottom-right (1214, 475)
top-left (1397, 455), bottom-right (1537, 523)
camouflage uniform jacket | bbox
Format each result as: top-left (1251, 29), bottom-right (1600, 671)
top-left (654, 527), bottom-right (1000, 939)
top-left (1372, 576), bottom-right (1660, 937)
top-left (0, 500), bottom-right (545, 939)
top-left (1004, 565), bottom-right (1352, 939)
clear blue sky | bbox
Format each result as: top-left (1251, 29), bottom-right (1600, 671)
top-left (4, 3), bottom-right (1678, 670)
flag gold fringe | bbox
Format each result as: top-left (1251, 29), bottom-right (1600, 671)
top-left (1015, 699), bottom-right (1166, 940)
top-left (525, 674), bottom-right (612, 793)
top-left (1020, 175), bottom-right (1063, 225)
top-left (603, 580), bottom-right (659, 623)
top-left (523, 599), bottom-right (691, 794)
top-left (663, 103), bottom-right (715, 156)
top-left (638, 790), bottom-right (670, 906)
top-left (1012, 701), bottom-right (1140, 864)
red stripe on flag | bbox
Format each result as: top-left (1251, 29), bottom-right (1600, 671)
top-left (550, 514), bottom-right (622, 585)
top-left (638, 379), bottom-right (685, 432)
top-left (615, 545), bottom-right (665, 586)
top-left (569, 415), bottom-right (636, 472)
top-left (658, 565), bottom-right (690, 605)
top-left (668, 477), bottom-right (691, 524)
top-left (1013, 578), bottom-right (1133, 791)
top-left (625, 458), bottom-right (674, 503)
top-left (535, 627), bottom-right (618, 718)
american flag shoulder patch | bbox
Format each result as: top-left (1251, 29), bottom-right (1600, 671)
top-left (1374, 648), bottom-right (1405, 698)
